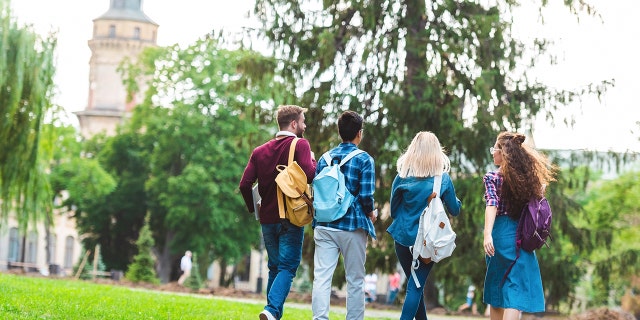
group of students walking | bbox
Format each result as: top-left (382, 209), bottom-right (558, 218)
top-left (239, 105), bottom-right (555, 320)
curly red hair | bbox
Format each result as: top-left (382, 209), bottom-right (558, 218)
top-left (497, 132), bottom-right (557, 219)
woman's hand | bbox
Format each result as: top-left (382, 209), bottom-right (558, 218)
top-left (483, 206), bottom-right (497, 257)
top-left (483, 234), bottom-right (495, 257)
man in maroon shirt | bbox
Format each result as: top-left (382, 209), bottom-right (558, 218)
top-left (239, 105), bottom-right (316, 320)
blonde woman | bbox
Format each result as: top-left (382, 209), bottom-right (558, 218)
top-left (387, 131), bottom-right (462, 320)
top-left (483, 131), bottom-right (556, 320)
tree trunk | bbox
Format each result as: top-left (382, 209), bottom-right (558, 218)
top-left (156, 231), bottom-right (175, 283)
top-left (424, 275), bottom-right (442, 310)
top-left (218, 259), bottom-right (228, 287)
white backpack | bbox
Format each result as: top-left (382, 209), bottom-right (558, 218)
top-left (410, 175), bottom-right (456, 288)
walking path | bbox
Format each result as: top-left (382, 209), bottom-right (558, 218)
top-left (214, 295), bottom-right (480, 319)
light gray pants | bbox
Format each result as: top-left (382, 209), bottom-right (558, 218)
top-left (312, 226), bottom-right (368, 320)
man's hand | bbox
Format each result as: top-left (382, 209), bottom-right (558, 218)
top-left (368, 209), bottom-right (378, 223)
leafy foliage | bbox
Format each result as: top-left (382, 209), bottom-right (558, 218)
top-left (581, 170), bottom-right (640, 306)
top-left (127, 37), bottom-right (281, 282)
top-left (0, 0), bottom-right (57, 228)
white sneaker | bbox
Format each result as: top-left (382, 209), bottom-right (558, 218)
top-left (259, 310), bottom-right (276, 320)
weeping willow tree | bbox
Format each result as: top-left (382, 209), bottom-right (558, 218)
top-left (0, 0), bottom-right (57, 229)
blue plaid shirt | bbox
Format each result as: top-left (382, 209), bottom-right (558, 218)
top-left (312, 143), bottom-right (376, 239)
top-left (483, 170), bottom-right (509, 216)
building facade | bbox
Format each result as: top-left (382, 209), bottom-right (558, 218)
top-left (0, 200), bottom-right (80, 276)
top-left (75, 0), bottom-right (158, 138)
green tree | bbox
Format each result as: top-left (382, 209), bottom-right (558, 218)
top-left (70, 35), bottom-right (292, 284)
top-left (69, 131), bottom-right (148, 272)
top-left (184, 252), bottom-right (204, 291)
top-left (126, 214), bottom-right (159, 284)
top-left (129, 37), bottom-right (284, 283)
top-left (252, 0), bottom-right (606, 310)
top-left (0, 0), bottom-right (57, 228)
top-left (581, 170), bottom-right (640, 306)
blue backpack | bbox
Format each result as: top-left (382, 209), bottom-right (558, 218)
top-left (312, 149), bottom-right (364, 222)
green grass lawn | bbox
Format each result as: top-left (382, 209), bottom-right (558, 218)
top-left (0, 273), bottom-right (396, 319)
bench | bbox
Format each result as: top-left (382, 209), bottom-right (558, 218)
top-left (7, 261), bottom-right (40, 273)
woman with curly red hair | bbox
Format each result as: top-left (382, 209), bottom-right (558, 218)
top-left (482, 131), bottom-right (557, 320)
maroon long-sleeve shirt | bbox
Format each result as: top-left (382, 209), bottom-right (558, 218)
top-left (239, 136), bottom-right (316, 224)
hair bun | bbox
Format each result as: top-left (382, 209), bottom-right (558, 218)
top-left (514, 134), bottom-right (525, 145)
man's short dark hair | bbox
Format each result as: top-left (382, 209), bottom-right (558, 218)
top-left (338, 111), bottom-right (363, 141)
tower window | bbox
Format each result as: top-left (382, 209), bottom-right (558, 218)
top-left (109, 25), bottom-right (116, 38)
top-left (133, 27), bottom-right (140, 39)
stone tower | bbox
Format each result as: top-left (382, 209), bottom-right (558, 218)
top-left (75, 0), bottom-right (158, 138)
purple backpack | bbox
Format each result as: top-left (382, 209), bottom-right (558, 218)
top-left (501, 196), bottom-right (552, 286)
top-left (518, 197), bottom-right (553, 251)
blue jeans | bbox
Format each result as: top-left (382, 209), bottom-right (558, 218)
top-left (395, 242), bottom-right (434, 320)
top-left (261, 220), bottom-right (304, 319)
top-left (387, 288), bottom-right (399, 305)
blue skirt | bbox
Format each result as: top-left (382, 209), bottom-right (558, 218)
top-left (483, 215), bottom-right (545, 312)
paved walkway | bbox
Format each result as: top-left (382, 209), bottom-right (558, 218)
top-left (214, 295), bottom-right (479, 319)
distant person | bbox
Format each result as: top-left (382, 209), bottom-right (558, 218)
top-left (457, 285), bottom-right (479, 315)
top-left (177, 250), bottom-right (192, 286)
top-left (386, 131), bottom-right (462, 320)
top-left (386, 271), bottom-right (401, 305)
top-left (483, 131), bottom-right (556, 320)
top-left (239, 105), bottom-right (316, 320)
top-left (311, 111), bottom-right (377, 320)
top-left (365, 273), bottom-right (378, 303)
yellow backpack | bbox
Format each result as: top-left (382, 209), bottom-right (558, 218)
top-left (275, 138), bottom-right (314, 226)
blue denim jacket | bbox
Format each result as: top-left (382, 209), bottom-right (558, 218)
top-left (387, 173), bottom-right (461, 247)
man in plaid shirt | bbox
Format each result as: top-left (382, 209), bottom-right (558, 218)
top-left (311, 111), bottom-right (377, 320)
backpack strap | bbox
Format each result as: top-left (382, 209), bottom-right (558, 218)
top-left (410, 174), bottom-right (444, 288)
top-left (500, 200), bottom-right (528, 287)
top-left (321, 149), bottom-right (364, 167)
top-left (287, 138), bottom-right (299, 165)
top-left (321, 151), bottom-right (332, 166)
top-left (339, 149), bottom-right (365, 166)
top-left (433, 175), bottom-right (442, 196)
top-left (277, 138), bottom-right (300, 220)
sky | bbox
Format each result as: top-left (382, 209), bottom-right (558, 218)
top-left (10, 0), bottom-right (640, 153)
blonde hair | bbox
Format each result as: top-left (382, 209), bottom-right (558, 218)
top-left (396, 131), bottom-right (450, 178)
